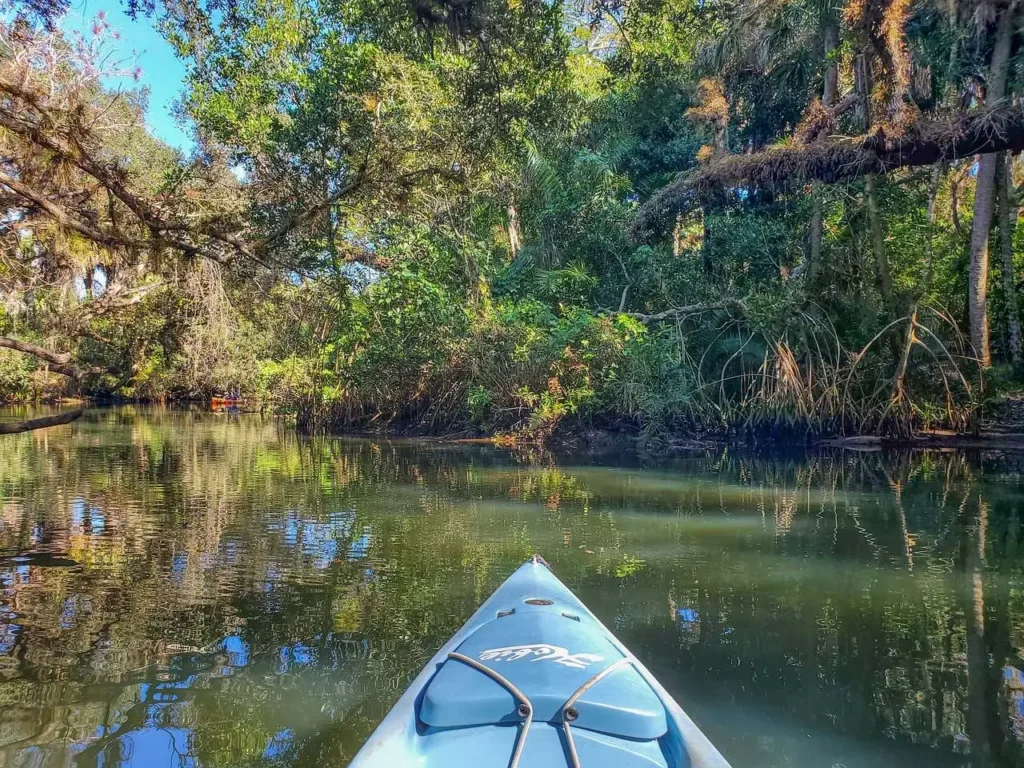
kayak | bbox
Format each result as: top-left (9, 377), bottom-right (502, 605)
top-left (351, 555), bottom-right (731, 767)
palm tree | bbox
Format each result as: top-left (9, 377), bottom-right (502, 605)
top-left (968, 0), bottom-right (1019, 367)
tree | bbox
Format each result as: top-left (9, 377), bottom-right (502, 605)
top-left (0, 0), bottom-right (1019, 439)
top-left (967, 0), bottom-right (1018, 368)
top-left (0, 13), bottom-right (461, 393)
top-left (0, 19), bottom-right (251, 387)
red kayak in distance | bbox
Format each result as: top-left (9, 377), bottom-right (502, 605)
top-left (210, 397), bottom-right (246, 408)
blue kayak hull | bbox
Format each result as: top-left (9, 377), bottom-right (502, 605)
top-left (351, 556), bottom-right (731, 768)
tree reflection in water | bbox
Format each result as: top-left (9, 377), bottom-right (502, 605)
top-left (0, 407), bottom-right (1022, 766)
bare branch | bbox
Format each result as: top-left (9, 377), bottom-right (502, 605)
top-left (612, 298), bottom-right (748, 322)
top-left (77, 280), bottom-right (165, 321)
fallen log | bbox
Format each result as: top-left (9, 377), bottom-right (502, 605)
top-left (632, 103), bottom-right (1024, 240)
top-left (0, 408), bottom-right (84, 435)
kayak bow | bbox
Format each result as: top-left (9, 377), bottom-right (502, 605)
top-left (351, 555), bottom-right (731, 768)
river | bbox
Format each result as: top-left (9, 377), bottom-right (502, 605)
top-left (0, 406), bottom-right (1022, 767)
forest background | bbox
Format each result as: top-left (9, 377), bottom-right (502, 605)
top-left (4, 0), bottom-right (1024, 442)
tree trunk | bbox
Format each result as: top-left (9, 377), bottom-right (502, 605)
top-left (853, 53), bottom-right (872, 132)
top-left (997, 152), bottom-right (1022, 363)
top-left (507, 203), bottom-right (521, 258)
top-left (888, 307), bottom-right (918, 423)
top-left (701, 214), bottom-right (713, 274)
top-left (922, 162), bottom-right (944, 293)
top-left (972, 154), bottom-right (999, 367)
top-left (806, 188), bottom-right (823, 283)
top-left (822, 19), bottom-right (839, 107)
top-left (865, 174), bottom-right (898, 314)
top-left (968, 1), bottom-right (1017, 368)
top-left (942, 0), bottom-right (960, 104)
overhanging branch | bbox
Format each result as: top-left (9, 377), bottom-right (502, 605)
top-left (631, 103), bottom-right (1024, 241)
top-left (0, 336), bottom-right (108, 380)
top-left (0, 169), bottom-right (135, 250)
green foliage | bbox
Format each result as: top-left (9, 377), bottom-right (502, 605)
top-left (0, 350), bottom-right (36, 402)
top-left (4, 0), bottom-right (1016, 441)
top-left (256, 356), bottom-right (317, 409)
top-left (298, 282), bottom-right (698, 438)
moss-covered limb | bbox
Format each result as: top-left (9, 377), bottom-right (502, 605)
top-left (631, 104), bottom-right (1024, 240)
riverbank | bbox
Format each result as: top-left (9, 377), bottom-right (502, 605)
top-left (296, 419), bottom-right (1024, 455)
top-left (11, 396), bottom-right (1024, 455)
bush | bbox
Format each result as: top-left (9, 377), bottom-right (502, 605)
top-left (0, 349), bottom-right (37, 402)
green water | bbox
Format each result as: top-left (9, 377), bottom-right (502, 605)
top-left (1, 407), bottom-right (1023, 767)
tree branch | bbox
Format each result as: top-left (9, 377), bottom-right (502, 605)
top-left (0, 336), bottom-right (107, 380)
top-left (632, 103), bottom-right (1024, 240)
top-left (0, 408), bottom-right (83, 435)
top-left (76, 280), bottom-right (165, 322)
top-left (0, 169), bottom-right (134, 250)
top-left (611, 298), bottom-right (748, 322)
top-left (0, 74), bottom-right (463, 270)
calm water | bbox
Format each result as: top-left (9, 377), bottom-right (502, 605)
top-left (1, 408), bottom-right (1024, 767)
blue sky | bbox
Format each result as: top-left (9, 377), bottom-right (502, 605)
top-left (62, 0), bottom-right (193, 151)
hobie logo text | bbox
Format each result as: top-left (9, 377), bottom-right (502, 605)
top-left (478, 644), bottom-right (604, 670)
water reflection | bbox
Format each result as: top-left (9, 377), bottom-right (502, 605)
top-left (0, 408), bottom-right (1022, 766)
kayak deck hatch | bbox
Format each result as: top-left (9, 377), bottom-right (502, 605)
top-left (422, 608), bottom-right (668, 738)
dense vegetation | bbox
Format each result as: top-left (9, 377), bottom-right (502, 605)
top-left (4, 0), bottom-right (1024, 440)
